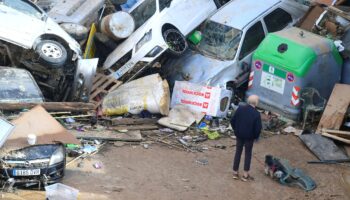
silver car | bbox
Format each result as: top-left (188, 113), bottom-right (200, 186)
top-left (0, 0), bottom-right (96, 102)
top-left (163, 0), bottom-right (307, 92)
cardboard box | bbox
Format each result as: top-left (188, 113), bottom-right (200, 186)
top-left (171, 81), bottom-right (232, 118)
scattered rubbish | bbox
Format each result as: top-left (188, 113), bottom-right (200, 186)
top-left (195, 158), bottom-right (209, 166)
top-left (27, 134), bottom-right (37, 145)
top-left (201, 128), bottom-right (220, 140)
top-left (264, 155), bottom-right (316, 191)
top-left (143, 144), bottom-right (149, 149)
top-left (103, 74), bottom-right (170, 116)
top-left (93, 162), bottom-right (103, 169)
top-left (82, 145), bottom-right (98, 154)
top-left (299, 133), bottom-right (349, 160)
top-left (159, 128), bottom-right (174, 133)
top-left (171, 81), bottom-right (232, 118)
top-left (65, 118), bottom-right (76, 124)
top-left (214, 144), bottom-right (226, 149)
top-left (283, 126), bottom-right (302, 136)
top-left (45, 183), bottom-right (79, 200)
top-left (182, 135), bottom-right (193, 142)
top-left (158, 104), bottom-right (204, 131)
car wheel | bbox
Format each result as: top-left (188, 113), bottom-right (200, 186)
top-left (163, 28), bottom-right (188, 57)
top-left (35, 40), bottom-right (68, 67)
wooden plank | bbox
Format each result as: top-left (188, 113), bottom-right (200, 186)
top-left (111, 118), bottom-right (159, 126)
top-left (109, 124), bottom-right (159, 131)
top-left (322, 129), bottom-right (350, 136)
top-left (0, 102), bottom-right (95, 112)
top-left (321, 132), bottom-right (350, 145)
top-left (72, 130), bottom-right (142, 142)
top-left (317, 84), bottom-right (350, 132)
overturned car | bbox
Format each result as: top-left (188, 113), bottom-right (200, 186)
top-left (0, 143), bottom-right (66, 189)
top-left (0, 0), bottom-right (97, 102)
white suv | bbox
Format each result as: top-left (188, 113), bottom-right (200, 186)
top-left (103, 0), bottom-right (219, 82)
top-left (0, 0), bottom-right (97, 101)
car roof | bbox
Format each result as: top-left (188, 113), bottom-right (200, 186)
top-left (210, 0), bottom-right (281, 30)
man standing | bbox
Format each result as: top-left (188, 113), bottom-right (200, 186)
top-left (231, 95), bottom-right (262, 181)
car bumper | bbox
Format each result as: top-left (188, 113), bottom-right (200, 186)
top-left (0, 161), bottom-right (65, 186)
top-left (109, 44), bottom-right (167, 82)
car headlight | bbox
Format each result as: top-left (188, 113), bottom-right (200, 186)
top-left (136, 30), bottom-right (152, 52)
top-left (49, 146), bottom-right (65, 166)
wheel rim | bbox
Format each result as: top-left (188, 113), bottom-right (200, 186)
top-left (165, 30), bottom-right (187, 53)
top-left (41, 42), bottom-right (63, 59)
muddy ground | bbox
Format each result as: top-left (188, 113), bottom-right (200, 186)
top-left (3, 134), bottom-right (350, 200)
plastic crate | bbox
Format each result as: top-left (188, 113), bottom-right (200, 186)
top-left (45, 183), bottom-right (79, 200)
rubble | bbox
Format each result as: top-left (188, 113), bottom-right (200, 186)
top-left (1, 0), bottom-right (350, 198)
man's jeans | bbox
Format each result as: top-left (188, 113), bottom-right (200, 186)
top-left (233, 138), bottom-right (254, 172)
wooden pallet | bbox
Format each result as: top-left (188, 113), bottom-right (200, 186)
top-left (90, 73), bottom-right (122, 108)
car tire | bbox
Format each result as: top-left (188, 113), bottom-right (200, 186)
top-left (163, 28), bottom-right (188, 57)
top-left (35, 40), bottom-right (68, 67)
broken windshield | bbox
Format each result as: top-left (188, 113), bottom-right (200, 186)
top-left (130, 0), bottom-right (157, 30)
top-left (197, 20), bottom-right (242, 61)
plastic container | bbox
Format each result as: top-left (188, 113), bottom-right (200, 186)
top-left (188, 31), bottom-right (202, 45)
top-left (45, 183), bottom-right (79, 200)
top-left (246, 27), bottom-right (342, 120)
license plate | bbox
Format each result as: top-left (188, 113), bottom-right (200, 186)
top-left (13, 169), bottom-right (40, 176)
top-left (115, 61), bottom-right (135, 79)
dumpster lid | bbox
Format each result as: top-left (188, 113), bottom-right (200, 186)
top-left (253, 27), bottom-right (340, 77)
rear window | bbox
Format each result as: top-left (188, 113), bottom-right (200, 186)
top-left (264, 8), bottom-right (292, 33)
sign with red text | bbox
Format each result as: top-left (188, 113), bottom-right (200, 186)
top-left (171, 81), bottom-right (232, 117)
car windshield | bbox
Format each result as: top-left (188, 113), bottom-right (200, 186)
top-left (197, 20), bottom-right (242, 61)
top-left (1, 0), bottom-right (42, 19)
top-left (130, 0), bottom-right (157, 30)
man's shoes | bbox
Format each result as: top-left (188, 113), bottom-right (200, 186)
top-left (241, 175), bottom-right (254, 182)
top-left (232, 173), bottom-right (239, 180)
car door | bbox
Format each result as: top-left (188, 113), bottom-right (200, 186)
top-left (237, 21), bottom-right (266, 75)
top-left (0, 0), bottom-right (46, 49)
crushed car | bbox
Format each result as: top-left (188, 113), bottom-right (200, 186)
top-left (0, 0), bottom-right (97, 102)
top-left (0, 143), bottom-right (65, 190)
top-left (162, 0), bottom-right (308, 97)
top-left (103, 0), bottom-right (220, 82)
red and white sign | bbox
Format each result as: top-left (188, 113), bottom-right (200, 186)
top-left (290, 86), bottom-right (301, 106)
top-left (171, 81), bottom-right (232, 117)
top-left (248, 71), bottom-right (254, 89)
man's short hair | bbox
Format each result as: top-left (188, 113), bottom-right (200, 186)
top-left (247, 95), bottom-right (259, 106)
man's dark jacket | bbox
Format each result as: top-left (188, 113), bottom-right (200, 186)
top-left (230, 104), bottom-right (262, 140)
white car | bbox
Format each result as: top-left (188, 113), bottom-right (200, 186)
top-left (163, 0), bottom-right (307, 93)
top-left (103, 0), bottom-right (218, 82)
top-left (0, 0), bottom-right (97, 101)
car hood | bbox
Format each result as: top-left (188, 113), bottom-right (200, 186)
top-left (103, 17), bottom-right (155, 69)
top-left (164, 49), bottom-right (237, 87)
top-left (3, 144), bottom-right (63, 161)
